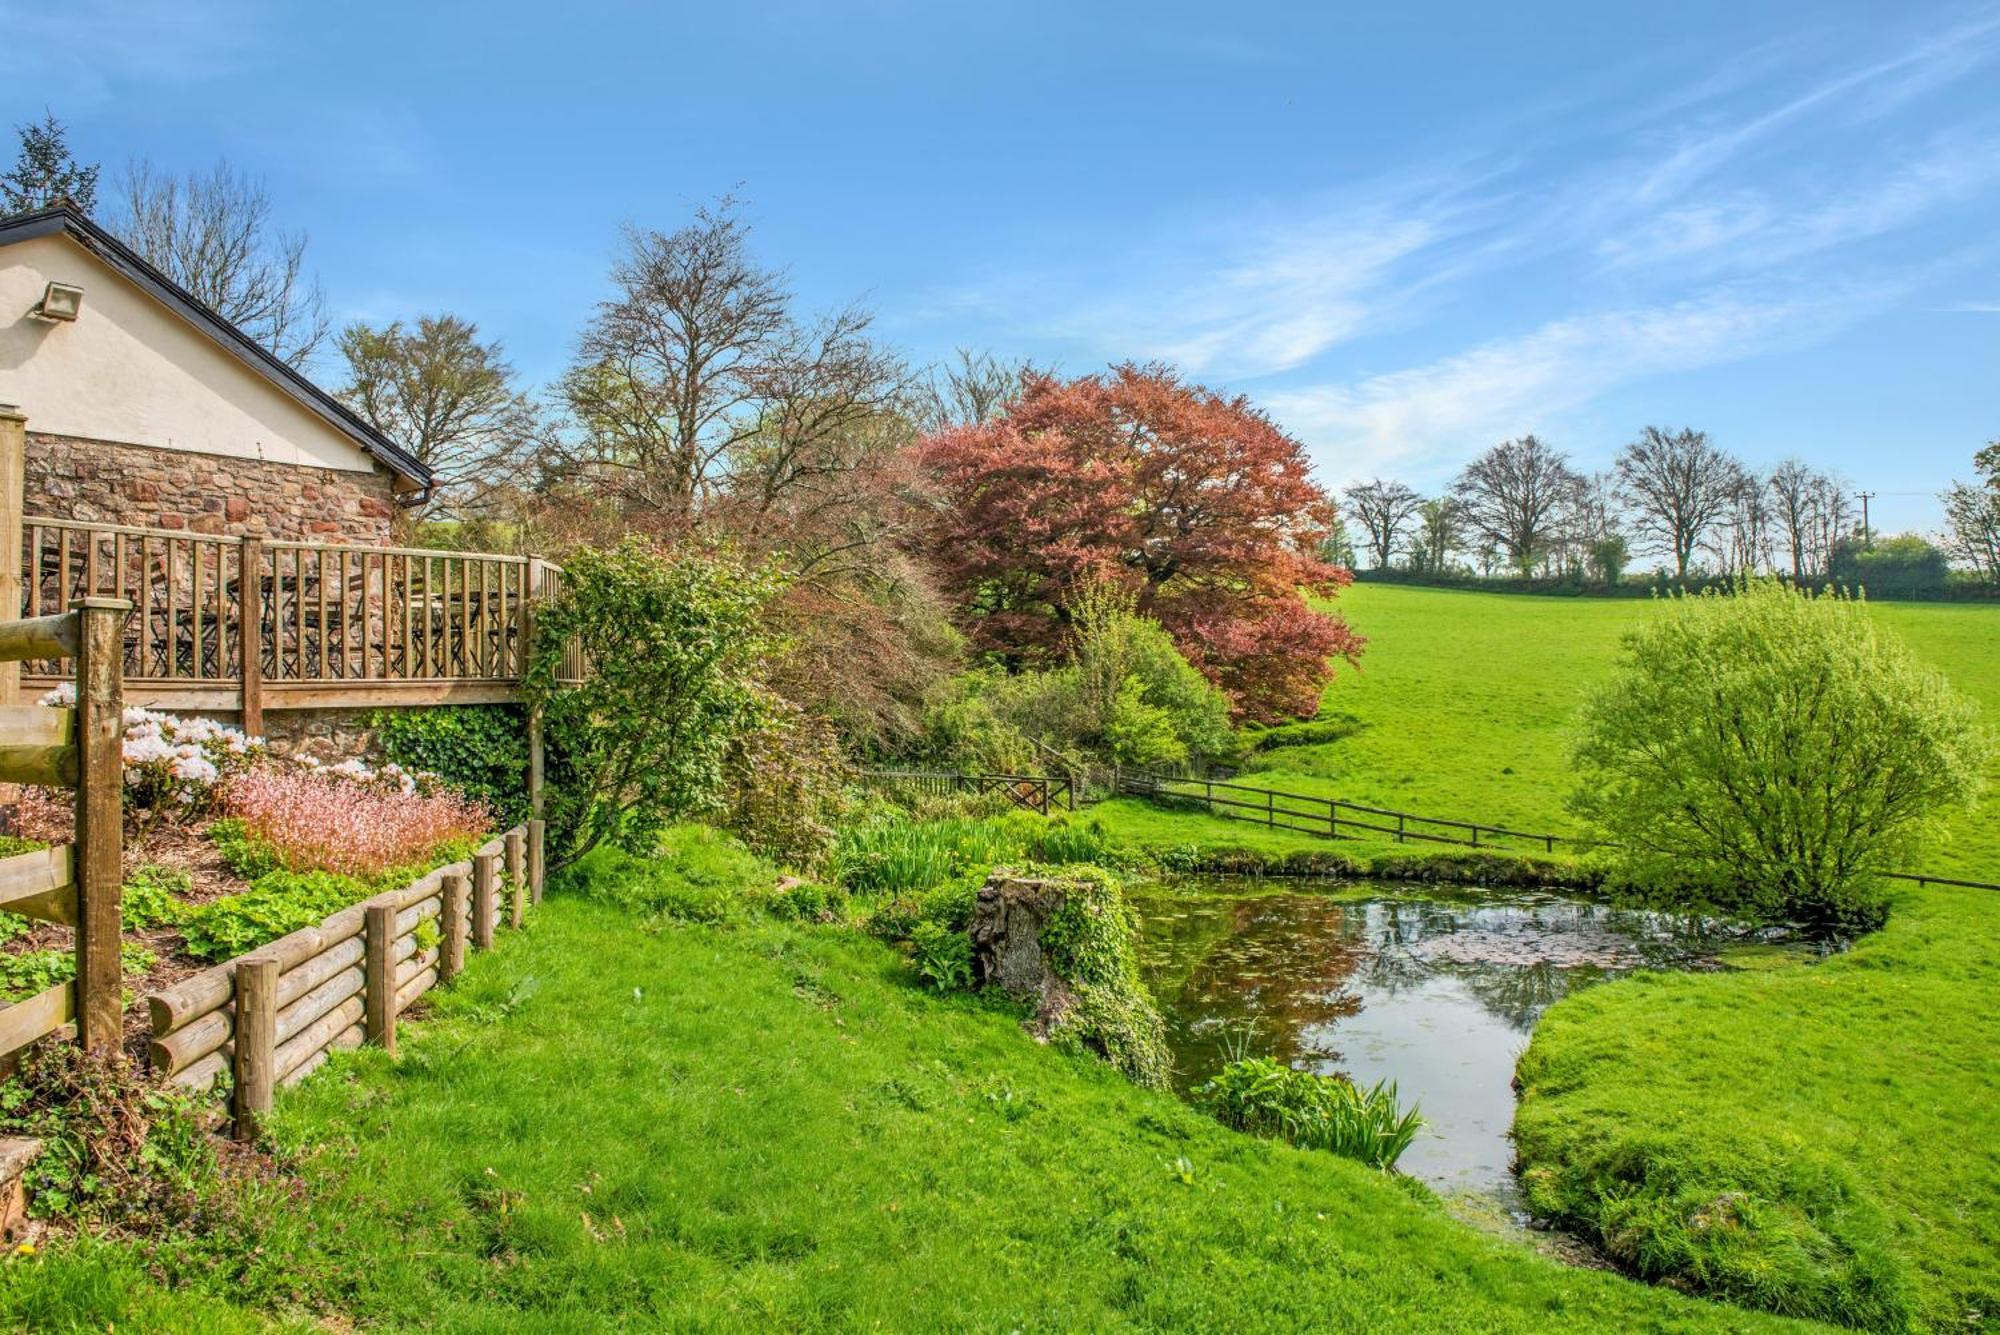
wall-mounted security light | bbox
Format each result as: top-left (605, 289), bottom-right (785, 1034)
top-left (33, 281), bottom-right (83, 322)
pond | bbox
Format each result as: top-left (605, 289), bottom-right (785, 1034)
top-left (1127, 880), bottom-right (1794, 1209)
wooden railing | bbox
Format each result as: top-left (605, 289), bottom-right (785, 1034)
top-left (19, 517), bottom-right (581, 726)
top-left (859, 769), bottom-right (1077, 815)
top-left (0, 599), bottom-right (127, 1065)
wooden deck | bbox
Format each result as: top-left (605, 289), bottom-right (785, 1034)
top-left (17, 516), bottom-right (581, 725)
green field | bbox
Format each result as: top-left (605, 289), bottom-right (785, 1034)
top-left (1217, 583), bottom-right (2000, 879)
top-left (0, 834), bottom-right (1823, 1333)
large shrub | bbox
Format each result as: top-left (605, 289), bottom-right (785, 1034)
top-left (720, 699), bottom-right (849, 872)
top-left (525, 540), bottom-right (783, 870)
top-left (1570, 580), bottom-right (1988, 929)
top-left (371, 705), bottom-right (530, 826)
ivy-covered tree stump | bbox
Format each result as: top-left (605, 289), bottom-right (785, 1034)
top-left (967, 867), bottom-right (1170, 1089)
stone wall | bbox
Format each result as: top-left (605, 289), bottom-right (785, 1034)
top-left (24, 432), bottom-right (398, 544)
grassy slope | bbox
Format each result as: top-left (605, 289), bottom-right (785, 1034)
top-left (2, 835), bottom-right (1824, 1334)
top-left (1174, 583), bottom-right (1998, 878)
top-left (1086, 583), bottom-right (1999, 1330)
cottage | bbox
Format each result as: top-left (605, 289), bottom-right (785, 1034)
top-left (0, 207), bottom-right (538, 755)
top-left (0, 204), bottom-right (430, 541)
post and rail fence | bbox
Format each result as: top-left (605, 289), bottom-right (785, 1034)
top-left (0, 599), bottom-right (128, 1068)
top-left (857, 769), bottom-right (1077, 815)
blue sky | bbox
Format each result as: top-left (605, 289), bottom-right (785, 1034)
top-left (7, 0), bottom-right (1998, 535)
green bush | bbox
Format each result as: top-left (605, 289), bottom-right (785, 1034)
top-left (1194, 1057), bottom-right (1423, 1171)
top-left (526, 539), bottom-right (783, 872)
top-left (1570, 579), bottom-right (1989, 931)
top-left (761, 878), bottom-right (846, 923)
top-left (372, 705), bottom-right (530, 825)
top-left (721, 700), bottom-right (850, 873)
top-left (179, 870), bottom-right (371, 961)
top-left (122, 865), bottom-right (192, 931)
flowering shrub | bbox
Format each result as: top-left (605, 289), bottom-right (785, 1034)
top-left (37, 686), bottom-right (264, 826)
top-left (293, 755), bottom-right (443, 798)
top-left (221, 766), bottom-right (489, 880)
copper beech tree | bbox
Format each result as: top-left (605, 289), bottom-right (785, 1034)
top-left (917, 364), bottom-right (1362, 722)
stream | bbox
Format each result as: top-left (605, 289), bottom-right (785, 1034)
top-left (1127, 880), bottom-right (1801, 1210)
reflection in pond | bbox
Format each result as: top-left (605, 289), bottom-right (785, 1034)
top-left (1128, 881), bottom-right (1778, 1205)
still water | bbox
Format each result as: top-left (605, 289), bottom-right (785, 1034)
top-left (1127, 881), bottom-right (1761, 1205)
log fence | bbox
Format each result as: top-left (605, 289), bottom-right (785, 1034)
top-left (145, 818), bottom-right (546, 1135)
top-left (0, 599), bottom-right (128, 1066)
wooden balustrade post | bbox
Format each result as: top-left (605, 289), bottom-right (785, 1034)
top-left (239, 539), bottom-right (264, 738)
top-left (439, 872), bottom-right (468, 984)
top-left (363, 903), bottom-right (396, 1057)
top-left (232, 956), bottom-right (277, 1139)
top-left (471, 853), bottom-right (497, 950)
top-left (527, 818), bottom-right (545, 904)
top-left (73, 598), bottom-right (128, 1052)
top-left (505, 829), bottom-right (527, 925)
top-left (523, 557), bottom-right (545, 827)
top-left (0, 405), bottom-right (24, 707)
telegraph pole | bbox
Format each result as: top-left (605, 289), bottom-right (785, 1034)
top-left (1856, 490), bottom-right (1875, 548)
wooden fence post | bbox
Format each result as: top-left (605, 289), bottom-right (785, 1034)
top-left (73, 598), bottom-right (127, 1052)
top-left (522, 557), bottom-right (545, 826)
top-left (0, 405), bottom-right (24, 708)
top-left (527, 818), bottom-right (545, 904)
top-left (364, 903), bottom-right (396, 1057)
top-left (238, 538), bottom-right (264, 738)
top-left (471, 853), bottom-right (496, 950)
top-left (505, 829), bottom-right (526, 926)
top-left (232, 957), bottom-right (277, 1140)
top-left (440, 872), bottom-right (468, 984)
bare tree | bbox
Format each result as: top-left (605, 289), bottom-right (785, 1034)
top-left (1767, 458), bottom-right (1818, 580)
top-left (1805, 472), bottom-right (1854, 579)
top-left (1614, 426), bottom-right (1745, 578)
top-left (916, 347), bottom-right (1030, 432)
top-left (1453, 437), bottom-right (1582, 577)
top-left (1410, 496), bottom-right (1464, 573)
top-left (1343, 478), bottom-right (1424, 569)
top-left (1708, 468), bottom-right (1773, 575)
top-left (337, 314), bottom-right (540, 520)
top-left (114, 159), bottom-right (328, 366)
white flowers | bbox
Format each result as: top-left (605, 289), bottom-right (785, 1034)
top-left (296, 754), bottom-right (436, 796)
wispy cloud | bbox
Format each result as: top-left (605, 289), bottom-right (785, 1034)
top-left (0, 0), bottom-right (267, 104)
top-left (1263, 292), bottom-right (1859, 482)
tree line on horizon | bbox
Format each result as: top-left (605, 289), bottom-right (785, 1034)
top-left (1340, 432), bottom-right (1998, 595)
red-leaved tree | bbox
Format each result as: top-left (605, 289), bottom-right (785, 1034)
top-left (916, 364), bottom-right (1362, 721)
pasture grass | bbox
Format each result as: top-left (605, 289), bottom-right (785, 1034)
top-left (0, 829), bottom-right (1824, 1333)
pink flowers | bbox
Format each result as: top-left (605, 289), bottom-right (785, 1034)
top-left (222, 767), bottom-right (490, 879)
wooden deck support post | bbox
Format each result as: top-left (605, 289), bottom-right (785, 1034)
top-left (505, 829), bottom-right (526, 927)
top-left (238, 538), bottom-right (264, 738)
top-left (363, 903), bottom-right (396, 1057)
top-left (73, 598), bottom-right (128, 1052)
top-left (232, 957), bottom-right (277, 1140)
top-left (471, 852), bottom-right (497, 950)
top-left (522, 557), bottom-right (546, 829)
top-left (439, 871), bottom-right (468, 983)
top-left (0, 406), bottom-right (24, 707)
top-left (527, 818), bottom-right (545, 904)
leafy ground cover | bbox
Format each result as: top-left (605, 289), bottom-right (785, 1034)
top-left (0, 829), bottom-right (1826, 1333)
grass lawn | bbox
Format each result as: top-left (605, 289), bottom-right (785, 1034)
top-left (2, 832), bottom-right (1828, 1333)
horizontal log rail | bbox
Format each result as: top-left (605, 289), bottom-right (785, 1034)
top-left (1119, 773), bottom-right (2000, 891)
top-left (18, 517), bottom-right (585, 724)
top-left (144, 822), bottom-right (544, 1139)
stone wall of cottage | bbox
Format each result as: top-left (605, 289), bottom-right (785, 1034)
top-left (24, 432), bottom-right (398, 544)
